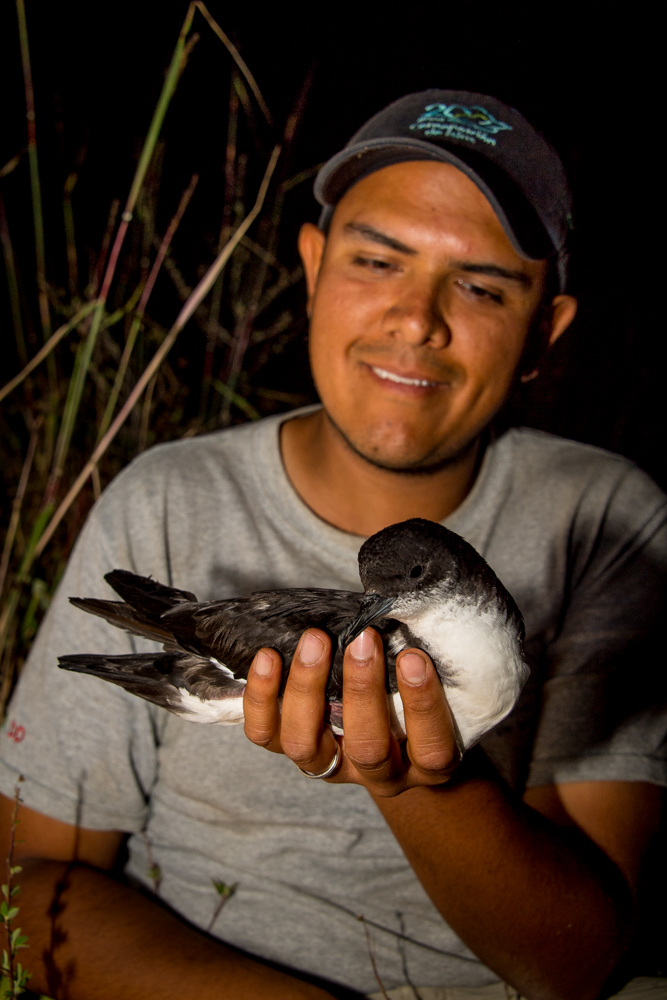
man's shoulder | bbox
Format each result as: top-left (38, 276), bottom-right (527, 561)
top-left (501, 427), bottom-right (663, 499)
top-left (105, 415), bottom-right (281, 499)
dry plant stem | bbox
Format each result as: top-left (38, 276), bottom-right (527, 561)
top-left (206, 881), bottom-right (237, 934)
top-left (137, 373), bottom-right (157, 453)
top-left (0, 418), bottom-right (42, 603)
top-left (194, 3), bottom-right (273, 124)
top-left (15, 0), bottom-right (51, 352)
top-left (92, 199), bottom-right (120, 298)
top-left (63, 170), bottom-right (79, 297)
top-left (45, 3), bottom-right (198, 505)
top-left (357, 916), bottom-right (389, 1000)
top-left (200, 74), bottom-right (239, 419)
top-left (97, 173), bottom-right (199, 444)
top-left (0, 192), bottom-right (26, 367)
top-left (32, 145), bottom-right (281, 562)
top-left (0, 153), bottom-right (24, 179)
top-left (0, 300), bottom-right (99, 405)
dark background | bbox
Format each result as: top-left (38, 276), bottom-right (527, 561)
top-left (1, 2), bottom-right (666, 980)
top-left (0, 0), bottom-right (663, 485)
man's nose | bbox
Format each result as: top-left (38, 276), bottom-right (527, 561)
top-left (381, 285), bottom-right (450, 348)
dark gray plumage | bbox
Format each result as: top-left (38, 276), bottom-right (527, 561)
top-left (59, 518), bottom-right (528, 749)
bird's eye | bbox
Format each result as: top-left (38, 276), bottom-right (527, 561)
top-left (409, 565), bottom-right (423, 579)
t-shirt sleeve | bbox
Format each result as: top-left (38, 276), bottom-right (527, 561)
top-left (0, 469), bottom-right (167, 831)
top-left (527, 465), bottom-right (667, 788)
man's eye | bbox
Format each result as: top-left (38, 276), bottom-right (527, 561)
top-left (352, 255), bottom-right (394, 272)
top-left (456, 279), bottom-right (502, 304)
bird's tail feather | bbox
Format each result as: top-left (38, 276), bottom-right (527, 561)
top-left (68, 597), bottom-right (178, 647)
top-left (104, 569), bottom-right (197, 618)
top-left (59, 650), bottom-right (185, 683)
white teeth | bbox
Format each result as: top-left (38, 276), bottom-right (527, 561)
top-left (371, 366), bottom-right (437, 387)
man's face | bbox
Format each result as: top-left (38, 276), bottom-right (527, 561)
top-left (300, 160), bottom-right (552, 472)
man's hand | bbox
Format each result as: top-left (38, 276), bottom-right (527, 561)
top-left (243, 627), bottom-right (664, 1000)
top-left (243, 627), bottom-right (460, 795)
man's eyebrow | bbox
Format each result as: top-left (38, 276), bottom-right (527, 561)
top-left (343, 222), bottom-right (418, 256)
top-left (452, 261), bottom-right (533, 288)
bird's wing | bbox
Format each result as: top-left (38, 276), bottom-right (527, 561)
top-left (58, 650), bottom-right (246, 721)
top-left (163, 589), bottom-right (363, 682)
top-left (69, 597), bottom-right (180, 649)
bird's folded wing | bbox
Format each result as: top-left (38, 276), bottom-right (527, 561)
top-left (69, 597), bottom-right (180, 649)
top-left (163, 589), bottom-right (363, 674)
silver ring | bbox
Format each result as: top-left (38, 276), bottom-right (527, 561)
top-left (296, 742), bottom-right (341, 779)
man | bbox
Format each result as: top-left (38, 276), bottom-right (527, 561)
top-left (1, 90), bottom-right (666, 1000)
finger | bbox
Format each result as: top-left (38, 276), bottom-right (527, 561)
top-left (341, 628), bottom-right (400, 781)
top-left (243, 647), bottom-right (284, 752)
top-left (396, 649), bottom-right (460, 777)
top-left (280, 629), bottom-right (338, 774)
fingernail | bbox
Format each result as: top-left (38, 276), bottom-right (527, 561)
top-left (348, 629), bottom-right (374, 662)
top-left (398, 652), bottom-right (427, 686)
top-left (299, 631), bottom-right (324, 664)
top-left (254, 650), bottom-right (274, 678)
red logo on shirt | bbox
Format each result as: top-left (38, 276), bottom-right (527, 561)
top-left (6, 721), bottom-right (25, 743)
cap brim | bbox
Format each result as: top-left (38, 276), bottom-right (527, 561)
top-left (314, 136), bottom-right (554, 265)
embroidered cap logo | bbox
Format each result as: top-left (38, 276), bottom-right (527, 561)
top-left (409, 104), bottom-right (512, 147)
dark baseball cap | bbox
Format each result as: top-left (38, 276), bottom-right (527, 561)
top-left (314, 89), bottom-right (573, 290)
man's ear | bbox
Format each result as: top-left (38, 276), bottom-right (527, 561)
top-left (546, 294), bottom-right (578, 347)
top-left (520, 294), bottom-right (578, 382)
top-left (298, 222), bottom-right (326, 316)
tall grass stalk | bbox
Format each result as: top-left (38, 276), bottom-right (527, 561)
top-left (1, 4), bottom-right (315, 723)
top-left (14, 0), bottom-right (51, 353)
top-left (193, 3), bottom-right (273, 125)
top-left (0, 193), bottom-right (26, 368)
top-left (32, 144), bottom-right (281, 563)
top-left (0, 301), bottom-right (99, 406)
top-left (0, 420), bottom-right (41, 603)
top-left (44, 2), bottom-right (199, 507)
top-left (97, 174), bottom-right (199, 444)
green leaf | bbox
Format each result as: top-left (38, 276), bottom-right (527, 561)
top-left (0, 902), bottom-right (8, 919)
top-left (10, 928), bottom-right (27, 950)
top-left (211, 879), bottom-right (237, 899)
top-left (3, 908), bottom-right (18, 923)
top-left (10, 887), bottom-right (20, 898)
top-left (9, 868), bottom-right (22, 877)
top-left (0, 888), bottom-right (7, 901)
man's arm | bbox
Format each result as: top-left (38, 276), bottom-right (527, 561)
top-left (0, 796), bottom-right (336, 999)
top-left (244, 628), bottom-right (663, 1000)
top-left (374, 776), bottom-right (660, 1000)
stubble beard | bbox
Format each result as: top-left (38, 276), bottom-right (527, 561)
top-left (323, 409), bottom-right (480, 477)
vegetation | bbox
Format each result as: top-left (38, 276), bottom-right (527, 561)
top-left (0, 1), bottom-right (317, 718)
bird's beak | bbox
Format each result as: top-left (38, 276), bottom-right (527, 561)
top-left (339, 593), bottom-right (396, 650)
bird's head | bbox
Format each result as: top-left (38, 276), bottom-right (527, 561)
top-left (340, 518), bottom-right (495, 647)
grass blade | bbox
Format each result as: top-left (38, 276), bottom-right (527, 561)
top-left (194, 3), bottom-right (273, 125)
top-left (0, 417), bottom-right (41, 602)
top-left (0, 191), bottom-right (27, 366)
top-left (0, 300), bottom-right (99, 405)
top-left (97, 173), bottom-right (199, 442)
top-left (15, 0), bottom-right (51, 349)
top-left (45, 3), bottom-right (199, 505)
top-left (32, 145), bottom-right (280, 562)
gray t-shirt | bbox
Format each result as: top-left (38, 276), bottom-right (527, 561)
top-left (2, 410), bottom-right (666, 994)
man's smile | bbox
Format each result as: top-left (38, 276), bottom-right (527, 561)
top-left (369, 364), bottom-right (442, 388)
top-left (365, 363), bottom-right (447, 392)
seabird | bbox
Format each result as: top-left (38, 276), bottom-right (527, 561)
top-left (58, 518), bottom-right (528, 751)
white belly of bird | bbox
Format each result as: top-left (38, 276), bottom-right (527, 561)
top-left (391, 600), bottom-right (528, 750)
top-left (174, 659), bottom-right (246, 724)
